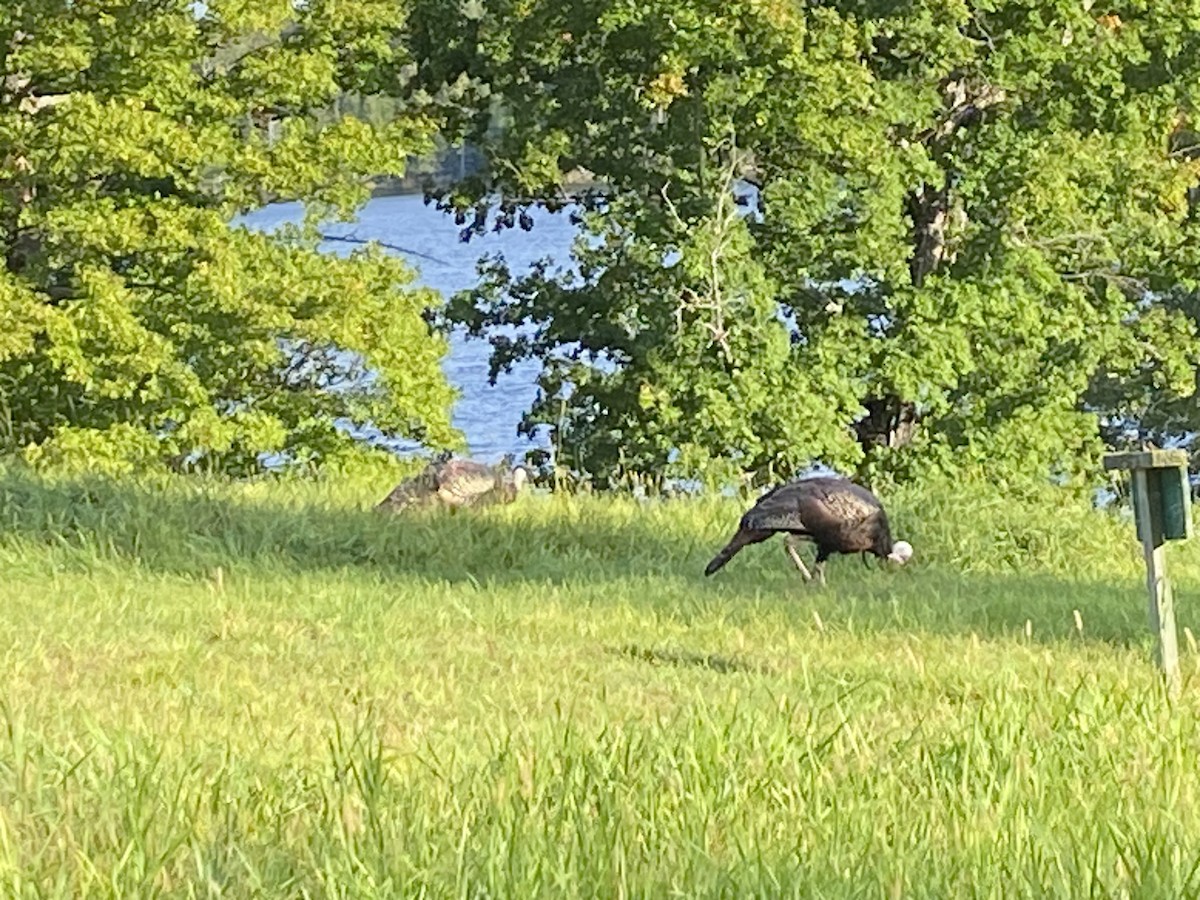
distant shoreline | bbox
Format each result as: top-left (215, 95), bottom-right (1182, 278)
top-left (368, 167), bottom-right (601, 199)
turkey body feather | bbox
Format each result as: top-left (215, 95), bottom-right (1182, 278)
top-left (376, 456), bottom-right (527, 512)
top-left (705, 477), bottom-right (911, 584)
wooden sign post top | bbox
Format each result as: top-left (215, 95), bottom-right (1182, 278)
top-left (1104, 448), bottom-right (1191, 699)
top-left (1103, 448), bottom-right (1190, 472)
top-left (1104, 450), bottom-right (1193, 545)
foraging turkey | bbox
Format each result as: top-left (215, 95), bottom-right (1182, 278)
top-left (376, 454), bottom-right (528, 512)
top-left (704, 476), bottom-right (912, 585)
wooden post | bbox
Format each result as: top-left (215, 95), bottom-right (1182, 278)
top-left (1132, 468), bottom-right (1181, 698)
top-left (1104, 449), bottom-right (1191, 699)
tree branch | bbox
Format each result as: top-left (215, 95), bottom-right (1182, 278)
top-left (916, 79), bottom-right (1007, 145)
top-left (1059, 269), bottom-right (1148, 297)
top-left (200, 23), bottom-right (303, 82)
top-left (3, 73), bottom-right (70, 114)
top-left (317, 232), bottom-right (448, 265)
top-left (1169, 142), bottom-right (1200, 159)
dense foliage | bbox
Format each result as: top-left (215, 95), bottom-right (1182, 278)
top-left (0, 0), bottom-right (463, 474)
top-left (6, 1), bottom-right (1200, 485)
top-left (415, 0), bottom-right (1200, 487)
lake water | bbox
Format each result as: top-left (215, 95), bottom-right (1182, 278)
top-left (242, 194), bottom-right (580, 463)
top-left (242, 194), bottom-right (1151, 502)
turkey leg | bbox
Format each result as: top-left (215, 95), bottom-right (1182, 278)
top-left (811, 547), bottom-right (831, 586)
top-left (783, 535), bottom-right (813, 581)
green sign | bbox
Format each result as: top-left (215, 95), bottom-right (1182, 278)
top-left (1132, 465), bottom-right (1193, 544)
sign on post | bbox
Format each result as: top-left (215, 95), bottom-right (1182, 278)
top-left (1103, 448), bottom-right (1192, 698)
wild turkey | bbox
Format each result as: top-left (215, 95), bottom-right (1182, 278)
top-left (376, 454), bottom-right (528, 512)
top-left (704, 476), bottom-right (912, 585)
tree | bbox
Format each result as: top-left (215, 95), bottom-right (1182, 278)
top-left (414, 0), bottom-right (1200, 488)
top-left (0, 0), bottom-right (464, 474)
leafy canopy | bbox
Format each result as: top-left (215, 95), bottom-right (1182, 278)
top-left (0, 0), bottom-right (463, 474)
top-left (416, 0), bottom-right (1200, 487)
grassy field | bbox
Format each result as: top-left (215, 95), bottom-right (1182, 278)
top-left (4, 466), bottom-right (1200, 897)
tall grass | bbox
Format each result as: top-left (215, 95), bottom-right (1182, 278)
top-left (2, 465), bottom-right (1200, 896)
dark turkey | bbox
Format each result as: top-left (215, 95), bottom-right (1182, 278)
top-left (376, 455), bottom-right (529, 512)
top-left (704, 476), bottom-right (912, 585)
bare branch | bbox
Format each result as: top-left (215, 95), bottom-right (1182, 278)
top-left (1169, 142), bottom-right (1200, 159)
top-left (3, 73), bottom-right (71, 114)
top-left (968, 10), bottom-right (998, 51)
top-left (200, 22), bottom-right (303, 82)
top-left (1060, 269), bottom-right (1149, 298)
top-left (917, 80), bottom-right (1007, 144)
top-left (19, 93), bottom-right (69, 113)
top-left (317, 232), bottom-right (448, 265)
top-left (659, 136), bottom-right (751, 362)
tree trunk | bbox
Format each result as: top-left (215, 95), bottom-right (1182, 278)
top-left (854, 180), bottom-right (946, 454)
top-left (1, 31), bottom-right (64, 279)
top-left (907, 179), bottom-right (951, 287)
top-left (855, 77), bottom-right (1001, 457)
top-left (855, 395), bottom-right (917, 451)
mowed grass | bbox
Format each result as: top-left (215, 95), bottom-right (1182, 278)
top-left (4, 467), bottom-right (1200, 897)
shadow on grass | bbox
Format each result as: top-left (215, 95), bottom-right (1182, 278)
top-left (0, 468), bottom-right (1188, 651)
top-left (0, 468), bottom-right (704, 580)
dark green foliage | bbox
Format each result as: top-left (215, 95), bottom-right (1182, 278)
top-left (420, 0), bottom-right (1200, 487)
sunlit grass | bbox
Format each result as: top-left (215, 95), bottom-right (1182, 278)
top-left (3, 465), bottom-right (1200, 896)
